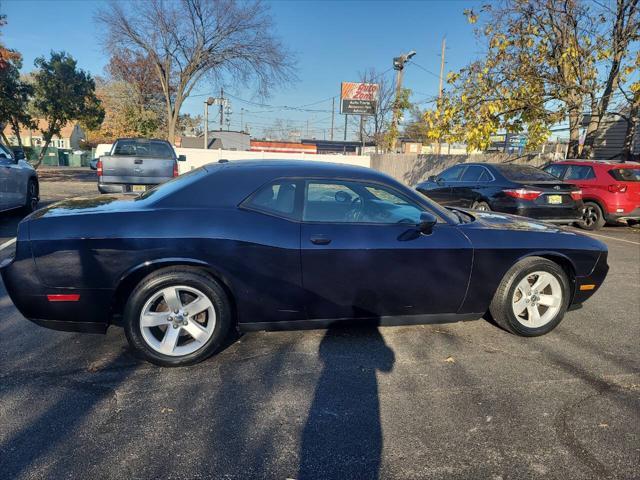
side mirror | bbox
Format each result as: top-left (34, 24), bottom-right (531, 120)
top-left (427, 175), bottom-right (437, 182)
top-left (418, 211), bottom-right (437, 235)
top-left (13, 150), bottom-right (25, 161)
top-left (178, 155), bottom-right (186, 162)
top-left (89, 158), bottom-right (98, 170)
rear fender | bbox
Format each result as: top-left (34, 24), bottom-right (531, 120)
top-left (111, 257), bottom-right (237, 319)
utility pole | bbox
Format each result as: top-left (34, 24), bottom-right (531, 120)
top-left (306, 119), bottom-right (309, 138)
top-left (436, 38), bottom-right (446, 155)
top-left (204, 97), bottom-right (214, 149)
top-left (331, 97), bottom-right (335, 141)
top-left (240, 108), bottom-right (244, 133)
top-left (219, 87), bottom-right (224, 129)
top-left (360, 116), bottom-right (365, 154)
top-left (390, 50), bottom-right (416, 152)
top-left (344, 114), bottom-right (348, 141)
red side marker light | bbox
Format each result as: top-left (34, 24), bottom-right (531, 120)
top-left (47, 294), bottom-right (80, 302)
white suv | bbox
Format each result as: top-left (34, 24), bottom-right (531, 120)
top-left (0, 143), bottom-right (39, 213)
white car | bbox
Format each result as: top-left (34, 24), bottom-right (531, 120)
top-left (0, 143), bottom-right (39, 213)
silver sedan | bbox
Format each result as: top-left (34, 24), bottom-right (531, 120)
top-left (0, 143), bottom-right (39, 213)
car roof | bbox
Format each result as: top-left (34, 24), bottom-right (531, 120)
top-left (203, 159), bottom-right (387, 180)
top-left (553, 159), bottom-right (639, 168)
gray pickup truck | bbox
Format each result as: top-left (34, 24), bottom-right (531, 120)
top-left (93, 138), bottom-right (185, 194)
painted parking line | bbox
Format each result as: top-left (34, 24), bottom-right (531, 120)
top-left (568, 228), bottom-right (640, 246)
top-left (0, 238), bottom-right (16, 252)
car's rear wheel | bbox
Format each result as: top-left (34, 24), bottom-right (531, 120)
top-left (472, 201), bottom-right (491, 211)
top-left (124, 268), bottom-right (231, 366)
top-left (23, 178), bottom-right (38, 213)
top-left (578, 201), bottom-right (605, 230)
top-left (489, 257), bottom-right (570, 336)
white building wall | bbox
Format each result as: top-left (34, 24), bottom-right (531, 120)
top-left (95, 144), bottom-right (371, 174)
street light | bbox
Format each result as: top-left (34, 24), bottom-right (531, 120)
top-left (204, 97), bottom-right (215, 149)
top-left (393, 50), bottom-right (416, 71)
top-left (390, 50), bottom-right (416, 152)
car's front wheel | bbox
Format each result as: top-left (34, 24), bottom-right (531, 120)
top-left (124, 268), bottom-right (231, 366)
top-left (489, 257), bottom-right (570, 336)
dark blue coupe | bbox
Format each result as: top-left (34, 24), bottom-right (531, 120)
top-left (1, 160), bottom-right (609, 366)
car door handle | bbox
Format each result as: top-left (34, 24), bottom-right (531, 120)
top-left (134, 159), bottom-right (143, 164)
top-left (310, 235), bottom-right (331, 245)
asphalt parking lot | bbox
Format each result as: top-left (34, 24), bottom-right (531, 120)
top-left (0, 169), bottom-right (638, 479)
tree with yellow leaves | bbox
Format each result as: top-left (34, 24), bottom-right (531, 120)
top-left (424, 0), bottom-right (639, 157)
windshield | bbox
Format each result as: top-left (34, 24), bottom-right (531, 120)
top-left (494, 164), bottom-right (558, 181)
top-left (113, 140), bottom-right (175, 158)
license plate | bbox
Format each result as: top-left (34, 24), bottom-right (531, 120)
top-left (547, 194), bottom-right (562, 204)
top-left (132, 185), bottom-right (146, 192)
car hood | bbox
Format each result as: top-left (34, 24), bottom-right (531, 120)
top-left (458, 209), bottom-right (567, 233)
top-left (29, 194), bottom-right (142, 220)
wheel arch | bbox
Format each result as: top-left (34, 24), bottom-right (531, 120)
top-left (111, 258), bottom-right (238, 325)
top-left (516, 251), bottom-right (577, 302)
top-left (582, 196), bottom-right (607, 215)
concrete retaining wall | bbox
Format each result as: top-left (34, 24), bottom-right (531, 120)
top-left (371, 153), bottom-right (559, 186)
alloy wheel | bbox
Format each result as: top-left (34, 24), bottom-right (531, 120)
top-left (582, 205), bottom-right (598, 227)
top-left (512, 271), bottom-right (562, 328)
top-left (139, 285), bottom-right (216, 356)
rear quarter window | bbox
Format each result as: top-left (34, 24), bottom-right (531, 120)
top-left (608, 167), bottom-right (640, 182)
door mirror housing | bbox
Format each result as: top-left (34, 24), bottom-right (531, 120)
top-left (13, 150), bottom-right (25, 161)
top-left (89, 158), bottom-right (98, 170)
top-left (427, 175), bottom-right (437, 182)
top-left (418, 211), bottom-right (437, 234)
top-left (178, 155), bottom-right (186, 162)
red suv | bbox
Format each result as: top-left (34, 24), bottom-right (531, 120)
top-left (543, 160), bottom-right (640, 230)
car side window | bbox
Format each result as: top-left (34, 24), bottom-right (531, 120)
top-left (564, 165), bottom-right (595, 180)
top-left (244, 180), bottom-right (298, 219)
top-left (544, 164), bottom-right (567, 179)
top-left (460, 165), bottom-right (484, 182)
top-left (438, 165), bottom-right (465, 182)
top-left (303, 180), bottom-right (423, 224)
top-left (478, 168), bottom-right (493, 182)
top-left (0, 144), bottom-right (13, 164)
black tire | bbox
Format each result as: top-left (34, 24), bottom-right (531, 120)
top-left (471, 201), bottom-right (491, 212)
top-left (23, 178), bottom-right (38, 213)
top-left (489, 257), bottom-right (570, 337)
top-left (124, 268), bottom-right (232, 366)
top-left (578, 201), bottom-right (605, 230)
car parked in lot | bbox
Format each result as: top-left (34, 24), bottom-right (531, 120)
top-left (0, 142), bottom-right (39, 214)
top-left (1, 161), bottom-right (608, 366)
top-left (543, 160), bottom-right (640, 230)
top-left (92, 138), bottom-right (186, 194)
top-left (416, 163), bottom-right (584, 224)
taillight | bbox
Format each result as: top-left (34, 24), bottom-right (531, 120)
top-left (173, 161), bottom-right (179, 177)
top-left (570, 189), bottom-right (582, 201)
top-left (96, 159), bottom-right (102, 176)
top-left (608, 184), bottom-right (627, 193)
top-left (503, 188), bottom-right (542, 201)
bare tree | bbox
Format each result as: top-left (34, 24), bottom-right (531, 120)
top-left (96, 0), bottom-right (295, 144)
